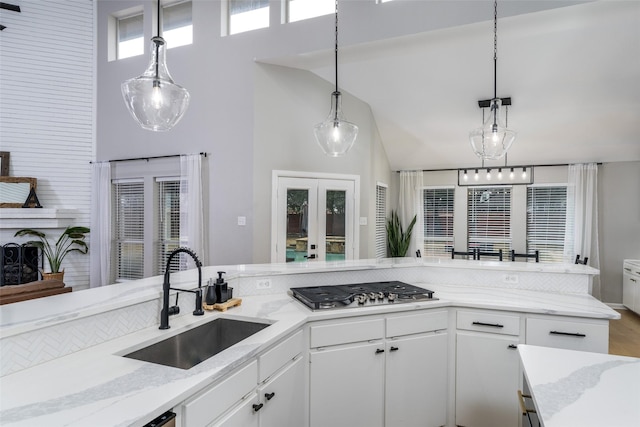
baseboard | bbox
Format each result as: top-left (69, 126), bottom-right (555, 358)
top-left (606, 303), bottom-right (626, 310)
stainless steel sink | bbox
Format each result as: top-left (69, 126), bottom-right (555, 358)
top-left (124, 318), bottom-right (270, 370)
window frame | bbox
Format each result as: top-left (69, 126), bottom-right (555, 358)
top-left (526, 184), bottom-right (569, 263)
top-left (162, 1), bottom-right (193, 49)
top-left (422, 186), bottom-right (455, 258)
top-left (112, 179), bottom-right (145, 282)
top-left (116, 11), bottom-right (144, 60)
top-left (227, 0), bottom-right (270, 36)
top-left (467, 186), bottom-right (512, 257)
top-left (375, 182), bottom-right (388, 258)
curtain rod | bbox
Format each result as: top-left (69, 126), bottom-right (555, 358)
top-left (395, 162), bottom-right (603, 173)
top-left (91, 152), bottom-right (207, 164)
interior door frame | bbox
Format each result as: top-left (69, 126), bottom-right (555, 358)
top-left (271, 170), bottom-right (360, 263)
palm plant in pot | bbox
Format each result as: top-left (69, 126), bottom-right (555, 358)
top-left (386, 210), bottom-right (416, 257)
top-left (14, 226), bottom-right (90, 281)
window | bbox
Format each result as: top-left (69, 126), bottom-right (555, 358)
top-left (527, 186), bottom-right (568, 263)
top-left (113, 180), bottom-right (144, 280)
top-left (117, 13), bottom-right (144, 59)
top-left (423, 187), bottom-right (454, 257)
top-left (157, 179), bottom-right (182, 274)
top-left (287, 0), bottom-right (334, 23)
top-left (228, 0), bottom-right (269, 35)
top-left (163, 1), bottom-right (192, 49)
top-left (375, 183), bottom-right (387, 258)
top-left (467, 187), bottom-right (511, 256)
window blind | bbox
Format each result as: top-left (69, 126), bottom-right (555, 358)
top-left (423, 188), bottom-right (454, 257)
top-left (117, 13), bottom-right (143, 59)
top-left (163, 1), bottom-right (192, 30)
top-left (467, 187), bottom-right (511, 256)
top-left (527, 186), bottom-right (568, 263)
top-left (113, 180), bottom-right (144, 281)
top-left (375, 184), bottom-right (387, 258)
top-left (156, 179), bottom-right (182, 274)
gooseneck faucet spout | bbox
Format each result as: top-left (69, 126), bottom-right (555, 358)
top-left (160, 247), bottom-right (204, 330)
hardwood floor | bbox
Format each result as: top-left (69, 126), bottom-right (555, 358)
top-left (609, 309), bottom-right (640, 357)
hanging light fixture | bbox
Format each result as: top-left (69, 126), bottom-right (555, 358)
top-left (313, 0), bottom-right (358, 157)
top-left (121, 0), bottom-right (190, 132)
top-left (469, 0), bottom-right (516, 160)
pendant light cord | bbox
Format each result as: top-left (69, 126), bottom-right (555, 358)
top-left (155, 0), bottom-right (161, 80)
top-left (334, 0), bottom-right (339, 95)
top-left (493, 0), bottom-right (498, 100)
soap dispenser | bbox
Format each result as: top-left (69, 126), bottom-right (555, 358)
top-left (214, 271), bottom-right (229, 304)
top-left (205, 277), bottom-right (217, 305)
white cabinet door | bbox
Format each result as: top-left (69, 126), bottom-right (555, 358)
top-left (310, 341), bottom-right (385, 427)
top-left (259, 357), bottom-right (305, 427)
top-left (212, 395), bottom-right (259, 427)
top-left (455, 331), bottom-right (520, 427)
top-left (386, 333), bottom-right (448, 427)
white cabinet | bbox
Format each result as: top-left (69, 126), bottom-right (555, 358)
top-left (623, 260), bottom-right (640, 315)
top-left (308, 310), bottom-right (448, 427)
top-left (526, 315), bottom-right (609, 353)
top-left (184, 331), bottom-right (305, 427)
top-left (310, 341), bottom-right (385, 427)
top-left (455, 310), bottom-right (522, 427)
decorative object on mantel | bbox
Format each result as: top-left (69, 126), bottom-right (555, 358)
top-left (22, 187), bottom-right (42, 208)
top-left (0, 177), bottom-right (37, 208)
top-left (14, 226), bottom-right (90, 281)
top-left (0, 151), bottom-right (9, 176)
top-left (386, 210), bottom-right (416, 257)
top-left (468, 0), bottom-right (516, 161)
top-left (313, 0), bottom-right (358, 157)
top-left (458, 165), bottom-right (534, 186)
top-left (121, 0), bottom-right (190, 131)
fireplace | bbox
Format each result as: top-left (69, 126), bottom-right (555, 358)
top-left (1, 243), bottom-right (41, 286)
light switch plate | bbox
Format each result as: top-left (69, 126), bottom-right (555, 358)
top-left (359, 217), bottom-right (368, 226)
top-left (237, 216), bottom-right (246, 226)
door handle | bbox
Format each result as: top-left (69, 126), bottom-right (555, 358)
top-left (550, 330), bottom-right (586, 338)
top-left (390, 346), bottom-right (399, 352)
top-left (265, 392), bottom-right (275, 401)
top-left (472, 321), bottom-right (504, 328)
top-left (375, 348), bottom-right (385, 354)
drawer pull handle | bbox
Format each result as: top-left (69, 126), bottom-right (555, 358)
top-left (253, 403), bottom-right (264, 412)
top-left (508, 344), bottom-right (518, 350)
top-left (265, 392), bottom-right (275, 401)
top-left (472, 321), bottom-right (504, 328)
top-left (624, 267), bottom-right (632, 272)
top-left (375, 348), bottom-right (385, 354)
top-left (550, 330), bottom-right (586, 338)
top-left (631, 278), bottom-right (637, 283)
top-left (390, 346), bottom-right (399, 352)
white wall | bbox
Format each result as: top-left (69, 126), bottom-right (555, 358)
top-left (0, 0), bottom-right (94, 289)
top-left (599, 161), bottom-right (640, 304)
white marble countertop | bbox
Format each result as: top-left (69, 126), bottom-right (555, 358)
top-left (0, 281), bottom-right (619, 427)
top-left (518, 344), bottom-right (640, 427)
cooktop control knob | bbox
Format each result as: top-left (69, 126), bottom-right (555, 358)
top-left (388, 293), bottom-right (397, 302)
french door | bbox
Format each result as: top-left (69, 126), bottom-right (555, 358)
top-left (272, 173), bottom-right (358, 263)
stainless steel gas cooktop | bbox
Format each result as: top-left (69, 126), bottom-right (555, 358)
top-left (289, 281), bottom-right (437, 311)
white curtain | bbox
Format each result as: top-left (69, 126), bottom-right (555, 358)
top-left (89, 161), bottom-right (111, 287)
top-left (398, 171), bottom-right (424, 257)
top-left (180, 154), bottom-right (206, 267)
top-left (565, 163), bottom-right (601, 299)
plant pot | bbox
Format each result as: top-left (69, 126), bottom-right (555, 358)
top-left (42, 271), bottom-right (64, 282)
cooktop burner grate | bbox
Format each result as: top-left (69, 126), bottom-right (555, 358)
top-left (290, 281), bottom-right (436, 311)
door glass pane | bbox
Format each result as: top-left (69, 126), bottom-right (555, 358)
top-left (286, 189), bottom-right (309, 262)
top-left (325, 190), bottom-right (346, 261)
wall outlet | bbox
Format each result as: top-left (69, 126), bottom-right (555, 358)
top-left (237, 216), bottom-right (246, 226)
top-left (503, 274), bottom-right (519, 284)
top-left (256, 279), bottom-right (272, 289)
top-left (359, 217), bottom-right (368, 226)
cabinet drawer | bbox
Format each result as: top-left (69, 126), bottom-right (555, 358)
top-left (457, 310), bottom-right (520, 336)
top-left (526, 316), bottom-right (609, 353)
top-left (310, 318), bottom-right (384, 348)
top-left (258, 330), bottom-right (303, 383)
top-left (386, 310), bottom-right (448, 338)
top-left (183, 360), bottom-right (257, 427)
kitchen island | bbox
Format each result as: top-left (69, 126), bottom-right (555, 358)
top-left (518, 344), bottom-right (640, 427)
top-left (0, 258), bottom-right (618, 426)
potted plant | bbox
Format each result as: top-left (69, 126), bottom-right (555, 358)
top-left (14, 226), bottom-right (90, 281)
top-left (386, 210), bottom-right (416, 257)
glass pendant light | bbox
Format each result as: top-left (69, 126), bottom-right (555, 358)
top-left (121, 1), bottom-right (189, 132)
top-left (313, 0), bottom-right (358, 157)
top-left (469, 0), bottom-right (516, 160)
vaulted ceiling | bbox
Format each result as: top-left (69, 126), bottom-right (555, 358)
top-left (264, 1), bottom-right (640, 170)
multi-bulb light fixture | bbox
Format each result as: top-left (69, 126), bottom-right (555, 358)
top-left (458, 166), bottom-right (533, 186)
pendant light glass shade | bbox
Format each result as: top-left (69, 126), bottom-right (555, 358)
top-left (469, 98), bottom-right (516, 160)
top-left (121, 36), bottom-right (190, 132)
top-left (314, 91), bottom-right (359, 157)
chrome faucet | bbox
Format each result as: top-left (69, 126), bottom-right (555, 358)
top-left (160, 247), bottom-right (204, 330)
